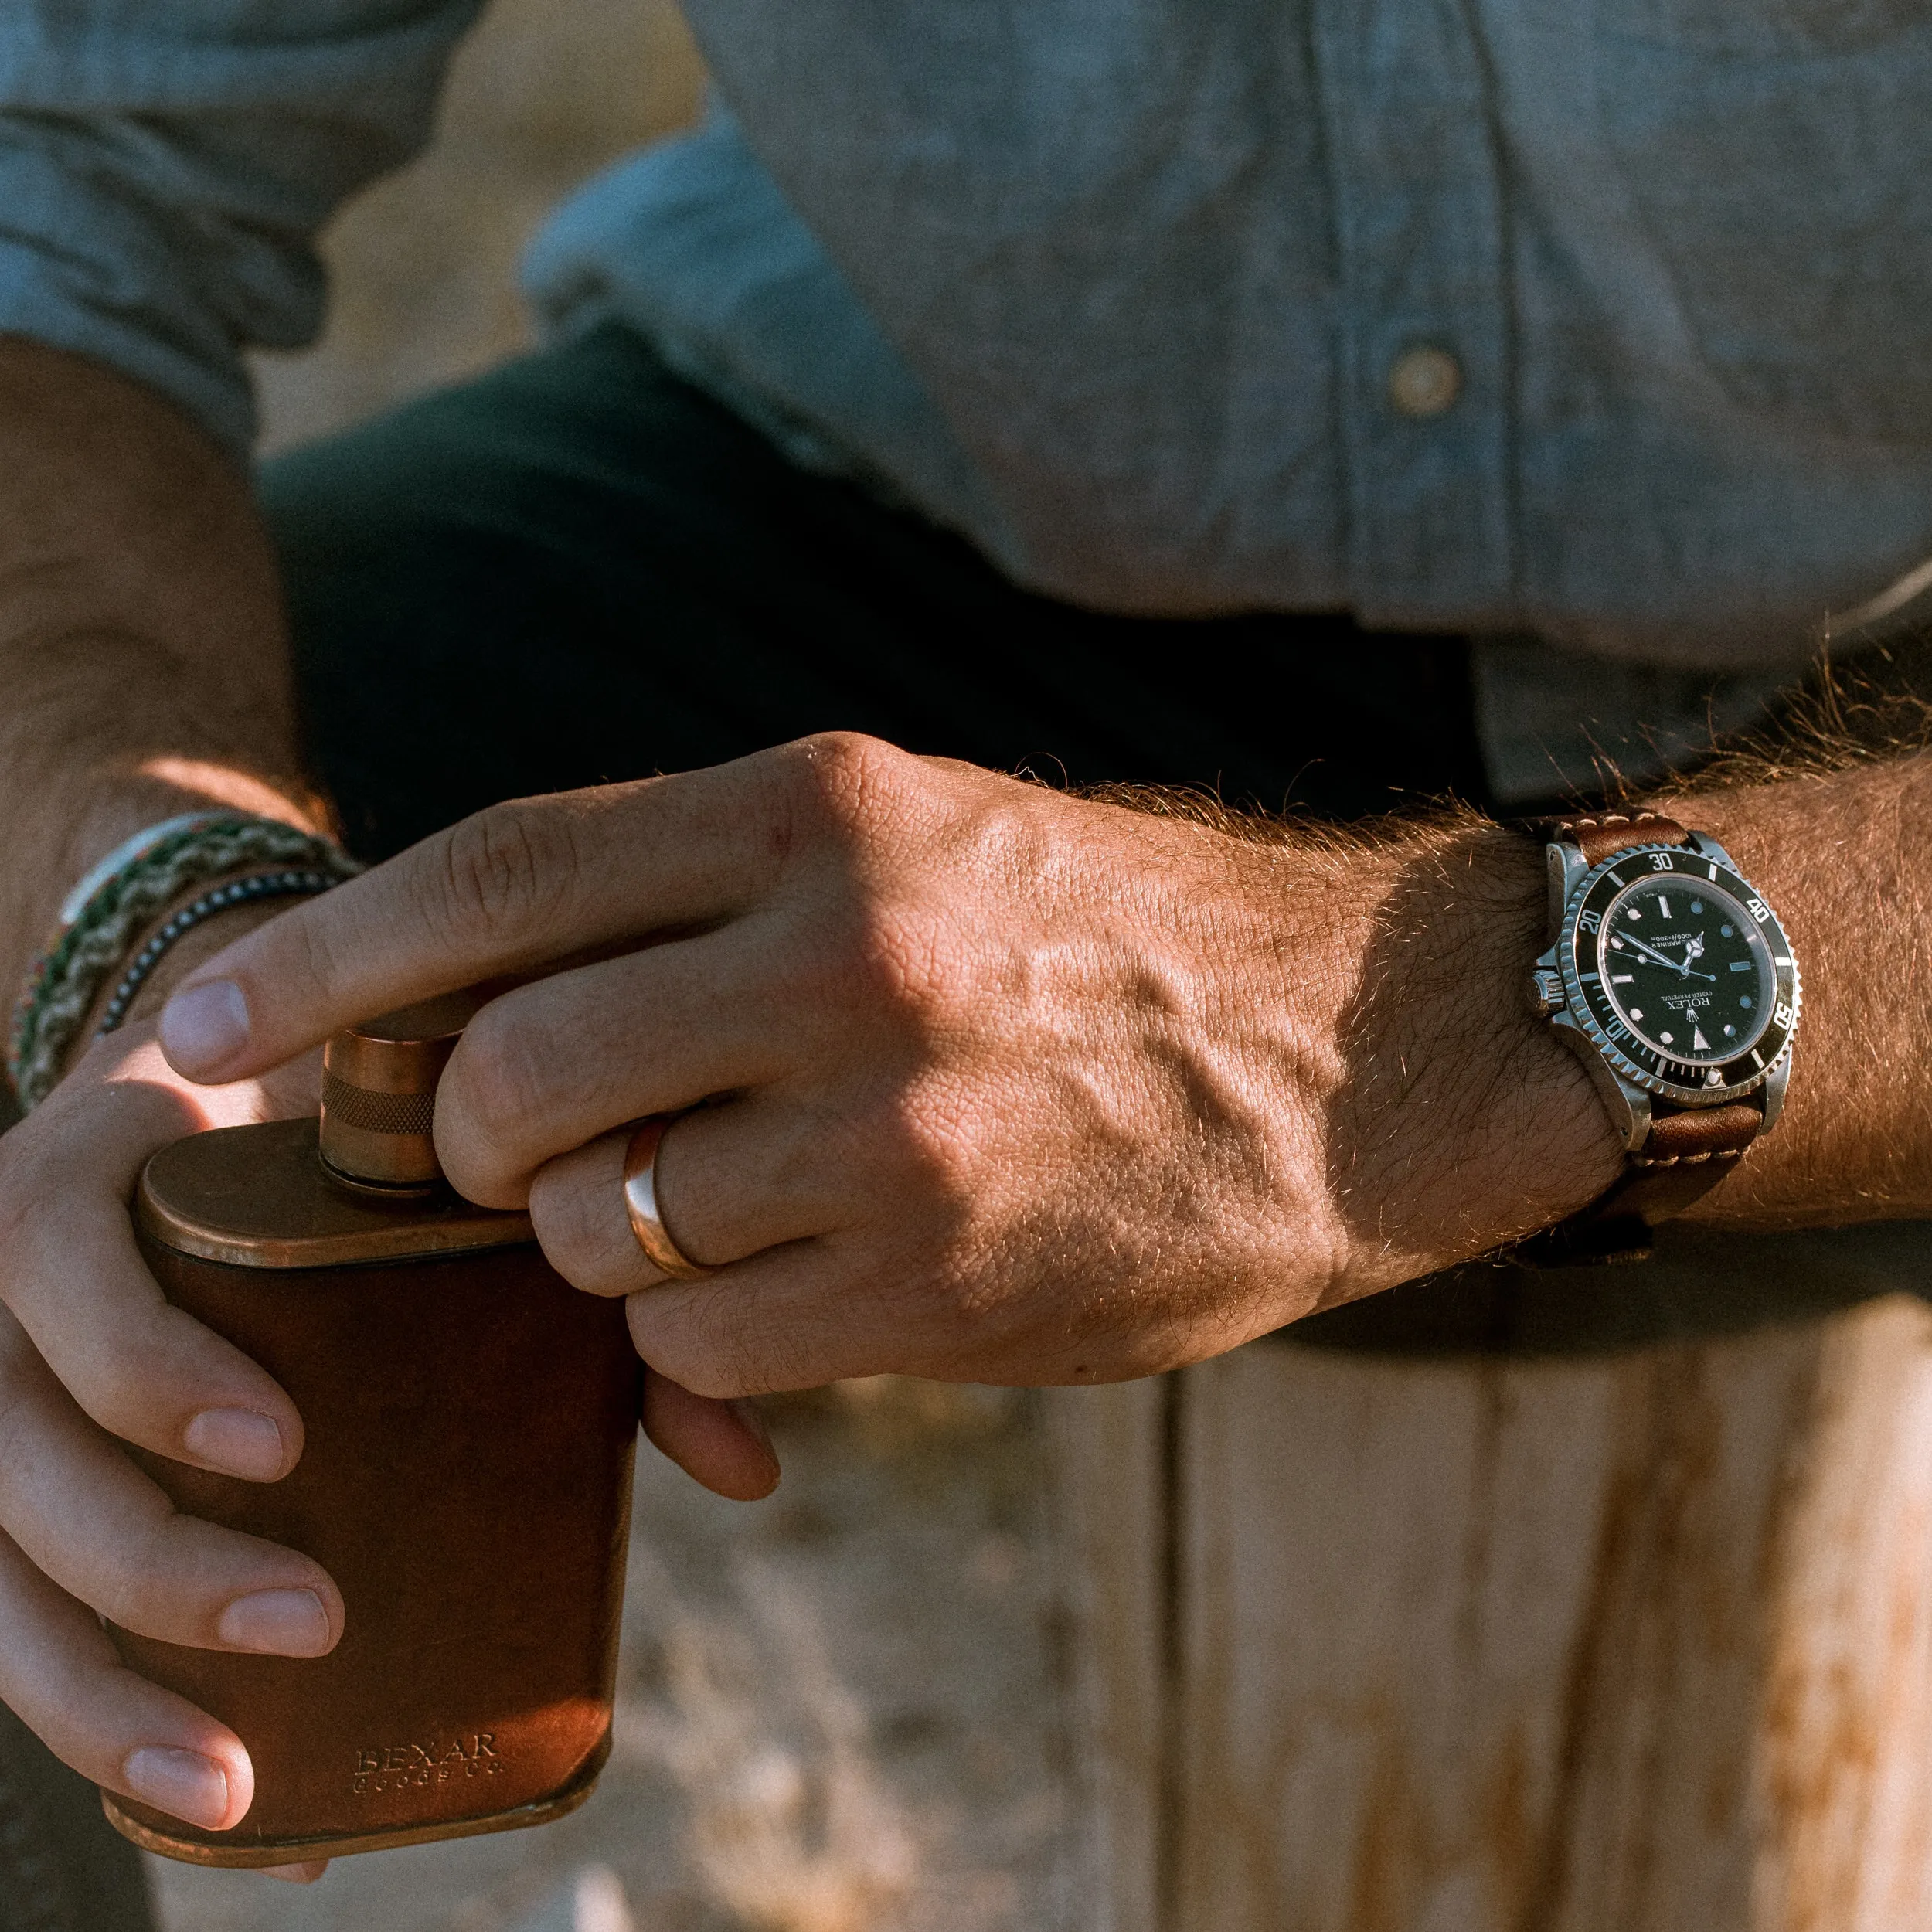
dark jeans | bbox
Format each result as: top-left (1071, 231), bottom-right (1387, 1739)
top-left (264, 323), bottom-right (1932, 1355)
top-left (262, 325), bottom-right (1491, 864)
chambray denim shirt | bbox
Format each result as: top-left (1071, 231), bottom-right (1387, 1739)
top-left (6, 0), bottom-right (1932, 747)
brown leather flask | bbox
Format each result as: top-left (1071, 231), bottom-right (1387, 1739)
top-left (102, 998), bottom-right (642, 1867)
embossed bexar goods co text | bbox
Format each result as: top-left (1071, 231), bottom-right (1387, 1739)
top-left (353, 1732), bottom-right (505, 1795)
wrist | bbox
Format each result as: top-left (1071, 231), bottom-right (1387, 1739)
top-left (1318, 821), bottom-right (1623, 1295)
top-left (2, 755), bottom-right (327, 1005)
top-left (1645, 756), bottom-right (1930, 1226)
top-left (15, 816), bottom-right (355, 1107)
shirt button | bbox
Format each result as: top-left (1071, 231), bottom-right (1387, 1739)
top-left (1387, 345), bottom-right (1463, 419)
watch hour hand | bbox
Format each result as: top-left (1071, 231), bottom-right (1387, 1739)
top-left (1614, 930), bottom-right (1685, 971)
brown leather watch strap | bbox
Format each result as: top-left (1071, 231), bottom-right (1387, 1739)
top-left (1517, 1095), bottom-right (1764, 1264)
top-left (1518, 811), bottom-right (1760, 1264)
top-left (1556, 1098), bottom-right (1762, 1257)
top-left (1538, 809), bottom-right (1690, 869)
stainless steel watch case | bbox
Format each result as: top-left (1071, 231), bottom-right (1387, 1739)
top-left (1529, 830), bottom-right (1799, 1153)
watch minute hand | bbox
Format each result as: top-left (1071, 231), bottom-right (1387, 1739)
top-left (1611, 930), bottom-right (1680, 971)
top-left (1614, 930), bottom-right (1716, 981)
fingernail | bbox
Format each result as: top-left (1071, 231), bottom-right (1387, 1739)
top-left (261, 1860), bottom-right (330, 1883)
top-left (218, 1588), bottom-right (331, 1657)
top-left (730, 1396), bottom-right (774, 1456)
top-left (158, 978), bottom-right (250, 1076)
top-left (183, 1409), bottom-right (285, 1481)
top-left (124, 1746), bottom-right (230, 1829)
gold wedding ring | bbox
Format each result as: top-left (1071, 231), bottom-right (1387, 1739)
top-left (621, 1118), bottom-right (711, 1280)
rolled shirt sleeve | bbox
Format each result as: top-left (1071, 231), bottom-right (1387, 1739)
top-left (0, 2), bottom-right (483, 453)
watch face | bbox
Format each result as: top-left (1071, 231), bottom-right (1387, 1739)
top-left (1560, 843), bottom-right (1798, 1102)
top-left (1597, 877), bottom-right (1770, 1062)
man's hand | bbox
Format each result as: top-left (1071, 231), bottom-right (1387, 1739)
top-left (0, 1029), bottom-right (334, 1840)
top-left (156, 733), bottom-right (1624, 1397)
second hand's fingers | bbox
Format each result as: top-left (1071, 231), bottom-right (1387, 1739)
top-left (0, 1527), bottom-right (254, 1832)
top-left (528, 1136), bottom-right (783, 1499)
top-left (525, 1104), bottom-right (841, 1292)
top-left (431, 935), bottom-right (791, 1206)
top-left (0, 1313), bottom-right (342, 1655)
top-left (155, 756), bottom-right (808, 1084)
top-left (642, 1372), bottom-right (779, 1502)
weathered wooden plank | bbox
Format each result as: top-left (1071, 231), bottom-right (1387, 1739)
top-left (1749, 1297), bottom-right (1932, 1932)
top-left (1055, 1294), bottom-right (1932, 1932)
top-left (1046, 1376), bottom-right (1171, 1932)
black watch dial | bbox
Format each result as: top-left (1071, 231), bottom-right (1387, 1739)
top-left (1560, 843), bottom-right (1798, 1101)
top-left (1597, 876), bottom-right (1770, 1062)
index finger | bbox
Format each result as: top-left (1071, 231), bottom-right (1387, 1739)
top-left (155, 757), bottom-right (792, 1084)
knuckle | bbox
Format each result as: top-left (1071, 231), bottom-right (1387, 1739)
top-left (674, 1325), bottom-right (781, 1400)
top-left (524, 1161), bottom-right (578, 1247)
top-left (17, 1305), bottom-right (175, 1451)
top-left (787, 900), bottom-right (961, 1062)
top-left (852, 899), bottom-right (953, 1018)
top-left (429, 801), bottom-right (581, 951)
top-left (284, 895), bottom-right (356, 1006)
top-left (528, 1166), bottom-right (623, 1288)
top-left (63, 1338), bottom-right (152, 1439)
top-left (774, 870), bottom-right (948, 1016)
top-left (662, 1355), bottom-right (745, 1403)
top-left (631, 1288), bottom-right (764, 1400)
top-left (777, 731), bottom-right (908, 836)
top-left (95, 1509), bottom-right (185, 1636)
top-left (447, 1005), bottom-right (541, 1129)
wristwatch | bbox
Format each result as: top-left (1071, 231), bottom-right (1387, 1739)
top-left (1526, 811), bottom-right (1800, 1260)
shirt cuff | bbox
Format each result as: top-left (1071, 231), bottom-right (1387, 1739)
top-left (0, 121), bottom-right (319, 455)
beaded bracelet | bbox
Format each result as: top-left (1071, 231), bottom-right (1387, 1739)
top-left (94, 869), bottom-right (345, 1039)
top-left (9, 815), bottom-right (361, 1110)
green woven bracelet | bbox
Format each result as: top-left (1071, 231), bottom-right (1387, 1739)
top-left (8, 816), bottom-right (361, 1109)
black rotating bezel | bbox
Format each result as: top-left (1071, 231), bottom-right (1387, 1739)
top-left (1557, 842), bottom-right (1799, 1107)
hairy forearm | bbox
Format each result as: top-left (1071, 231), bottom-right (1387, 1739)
top-left (0, 339), bottom-right (322, 1005)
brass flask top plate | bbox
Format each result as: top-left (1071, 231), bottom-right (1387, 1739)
top-left (139, 1115), bottom-right (535, 1270)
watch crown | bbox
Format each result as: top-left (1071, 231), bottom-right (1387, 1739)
top-left (1529, 968), bottom-right (1566, 1018)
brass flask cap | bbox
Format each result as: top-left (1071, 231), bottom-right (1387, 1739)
top-left (319, 990), bottom-right (481, 1189)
